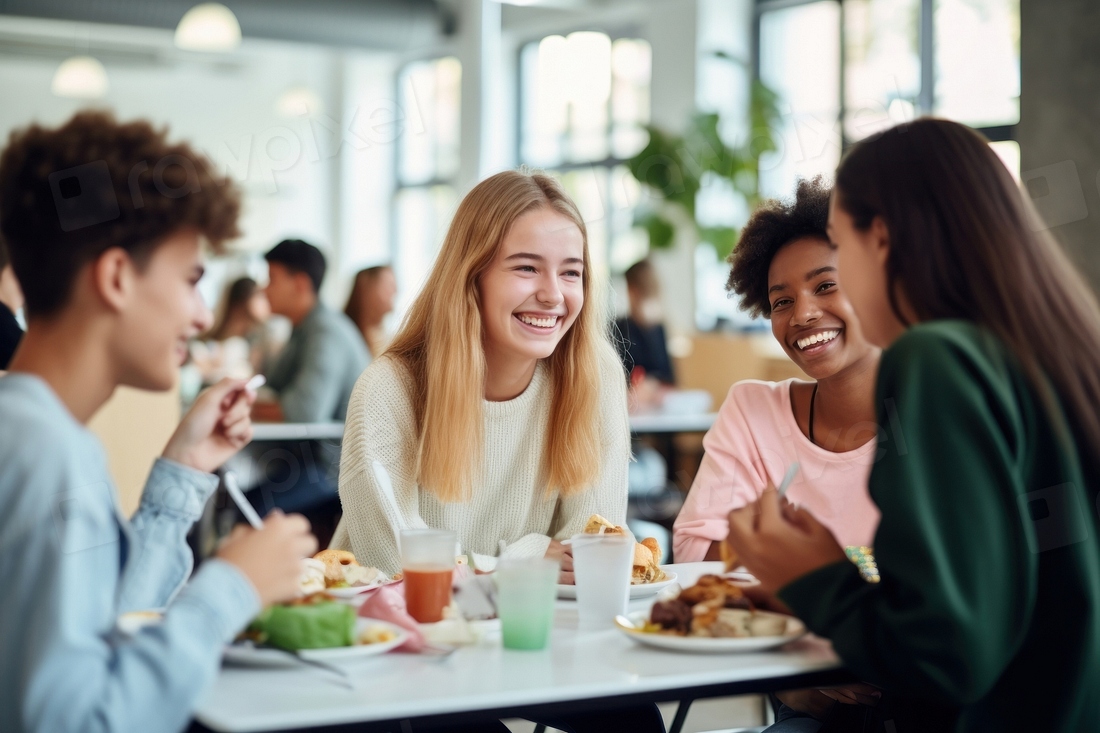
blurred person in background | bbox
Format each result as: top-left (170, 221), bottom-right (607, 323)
top-left (0, 236), bottom-right (24, 369)
top-left (253, 239), bottom-right (369, 424)
top-left (344, 264), bottom-right (397, 357)
top-left (615, 258), bottom-right (675, 411)
top-left (190, 276), bottom-right (271, 384)
top-left (247, 239), bottom-right (369, 547)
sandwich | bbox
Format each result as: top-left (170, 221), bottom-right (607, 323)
top-left (583, 514), bottom-right (625, 535)
top-left (632, 537), bottom-right (668, 585)
top-left (312, 549), bottom-right (381, 589)
top-left (582, 514), bottom-right (667, 585)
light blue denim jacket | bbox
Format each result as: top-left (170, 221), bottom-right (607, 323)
top-left (0, 374), bottom-right (260, 733)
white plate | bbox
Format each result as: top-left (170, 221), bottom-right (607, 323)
top-left (224, 618), bottom-right (408, 667)
top-left (557, 570), bottom-right (679, 600)
top-left (614, 609), bottom-right (805, 653)
top-left (323, 577), bottom-right (399, 599)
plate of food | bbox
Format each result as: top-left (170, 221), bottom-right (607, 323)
top-left (614, 574), bottom-right (804, 653)
top-left (301, 550), bottom-right (398, 598)
top-left (557, 569), bottom-right (679, 600)
top-left (557, 515), bottom-right (678, 599)
top-left (225, 594), bottom-right (407, 667)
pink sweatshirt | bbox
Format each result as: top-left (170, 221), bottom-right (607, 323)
top-left (674, 379), bottom-right (880, 562)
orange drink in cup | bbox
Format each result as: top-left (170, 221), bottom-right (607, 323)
top-left (400, 529), bottom-right (456, 623)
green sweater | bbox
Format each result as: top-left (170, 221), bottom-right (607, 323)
top-left (780, 321), bottom-right (1100, 732)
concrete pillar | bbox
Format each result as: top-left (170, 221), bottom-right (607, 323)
top-left (1018, 0), bottom-right (1100, 292)
top-left (455, 0), bottom-right (505, 195)
top-left (642, 0), bottom-right (699, 336)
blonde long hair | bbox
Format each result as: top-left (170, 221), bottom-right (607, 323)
top-left (386, 169), bottom-right (617, 503)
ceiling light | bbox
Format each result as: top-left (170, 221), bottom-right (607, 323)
top-left (276, 86), bottom-right (323, 117)
top-left (51, 56), bottom-right (109, 99)
top-left (175, 3), bottom-right (242, 52)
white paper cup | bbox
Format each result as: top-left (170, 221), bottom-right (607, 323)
top-left (571, 531), bottom-right (634, 631)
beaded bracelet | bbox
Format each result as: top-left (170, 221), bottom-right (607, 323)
top-left (844, 545), bottom-right (881, 583)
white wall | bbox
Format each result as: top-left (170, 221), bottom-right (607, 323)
top-left (0, 14), bottom-right (395, 311)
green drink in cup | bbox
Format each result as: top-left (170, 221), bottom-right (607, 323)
top-left (494, 558), bottom-right (560, 650)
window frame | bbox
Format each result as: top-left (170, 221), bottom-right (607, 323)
top-left (389, 55), bottom-right (463, 313)
top-left (752, 0), bottom-right (1019, 151)
top-left (513, 27), bottom-right (653, 277)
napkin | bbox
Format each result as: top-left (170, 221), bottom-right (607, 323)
top-left (357, 566), bottom-right (479, 653)
top-left (357, 586), bottom-right (426, 653)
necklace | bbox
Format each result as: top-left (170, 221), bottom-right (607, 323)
top-left (809, 382), bottom-right (819, 445)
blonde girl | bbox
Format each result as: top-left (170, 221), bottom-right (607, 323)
top-left (331, 170), bottom-right (629, 582)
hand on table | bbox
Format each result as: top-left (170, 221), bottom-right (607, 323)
top-left (819, 682), bottom-right (882, 706)
top-left (775, 683), bottom-right (881, 720)
top-left (627, 375), bottom-right (666, 413)
top-left (546, 540), bottom-right (575, 584)
top-left (216, 510), bottom-right (317, 607)
top-left (775, 689), bottom-right (836, 720)
top-left (725, 487), bottom-right (847, 596)
top-left (162, 377), bottom-right (257, 473)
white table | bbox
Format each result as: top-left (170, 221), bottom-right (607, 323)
top-left (194, 563), bottom-right (844, 732)
top-left (248, 413), bottom-right (717, 444)
top-left (250, 422), bottom-right (346, 442)
top-left (628, 412), bottom-right (717, 434)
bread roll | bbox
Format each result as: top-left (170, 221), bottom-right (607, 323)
top-left (583, 514), bottom-right (625, 535)
top-left (314, 549), bottom-right (358, 582)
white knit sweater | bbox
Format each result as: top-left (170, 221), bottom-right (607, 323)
top-left (331, 354), bottom-right (630, 575)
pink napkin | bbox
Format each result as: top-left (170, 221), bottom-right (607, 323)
top-left (357, 567), bottom-right (475, 653)
top-left (358, 585), bottom-right (425, 652)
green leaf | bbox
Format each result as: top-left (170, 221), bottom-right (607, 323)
top-left (623, 79), bottom-right (781, 252)
top-left (699, 226), bottom-right (740, 260)
top-left (628, 126), bottom-right (688, 197)
top-left (635, 211), bottom-right (677, 250)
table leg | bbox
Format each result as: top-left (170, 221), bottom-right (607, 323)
top-left (668, 698), bottom-right (693, 733)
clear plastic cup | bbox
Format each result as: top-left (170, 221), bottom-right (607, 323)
top-left (400, 529), bottom-right (456, 623)
top-left (494, 557), bottom-right (560, 650)
top-left (571, 531), bottom-right (634, 631)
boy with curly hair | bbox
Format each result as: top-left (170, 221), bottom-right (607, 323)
top-left (0, 111), bottom-right (316, 733)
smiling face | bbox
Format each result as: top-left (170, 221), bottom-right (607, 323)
top-left (767, 236), bottom-right (874, 380)
top-left (113, 229), bottom-right (212, 390)
top-left (826, 194), bottom-right (906, 348)
top-left (478, 207), bottom-right (585, 367)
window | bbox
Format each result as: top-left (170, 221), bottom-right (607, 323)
top-left (393, 57), bottom-right (461, 313)
top-left (934, 0), bottom-right (1019, 129)
top-left (844, 0), bottom-right (921, 141)
top-left (519, 33), bottom-right (652, 281)
top-left (758, 1), bottom-right (842, 199)
top-left (755, 0), bottom-right (1020, 195)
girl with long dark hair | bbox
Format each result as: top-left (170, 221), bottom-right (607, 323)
top-left (726, 118), bottom-right (1100, 732)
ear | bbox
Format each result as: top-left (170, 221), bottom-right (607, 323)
top-left (869, 216), bottom-right (891, 267)
top-left (91, 247), bottom-right (136, 313)
top-left (296, 272), bottom-right (316, 297)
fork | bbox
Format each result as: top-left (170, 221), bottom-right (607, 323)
top-left (266, 647), bottom-right (358, 689)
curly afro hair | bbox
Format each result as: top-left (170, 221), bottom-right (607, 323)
top-left (727, 176), bottom-right (832, 318)
top-left (0, 110), bottom-right (240, 318)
